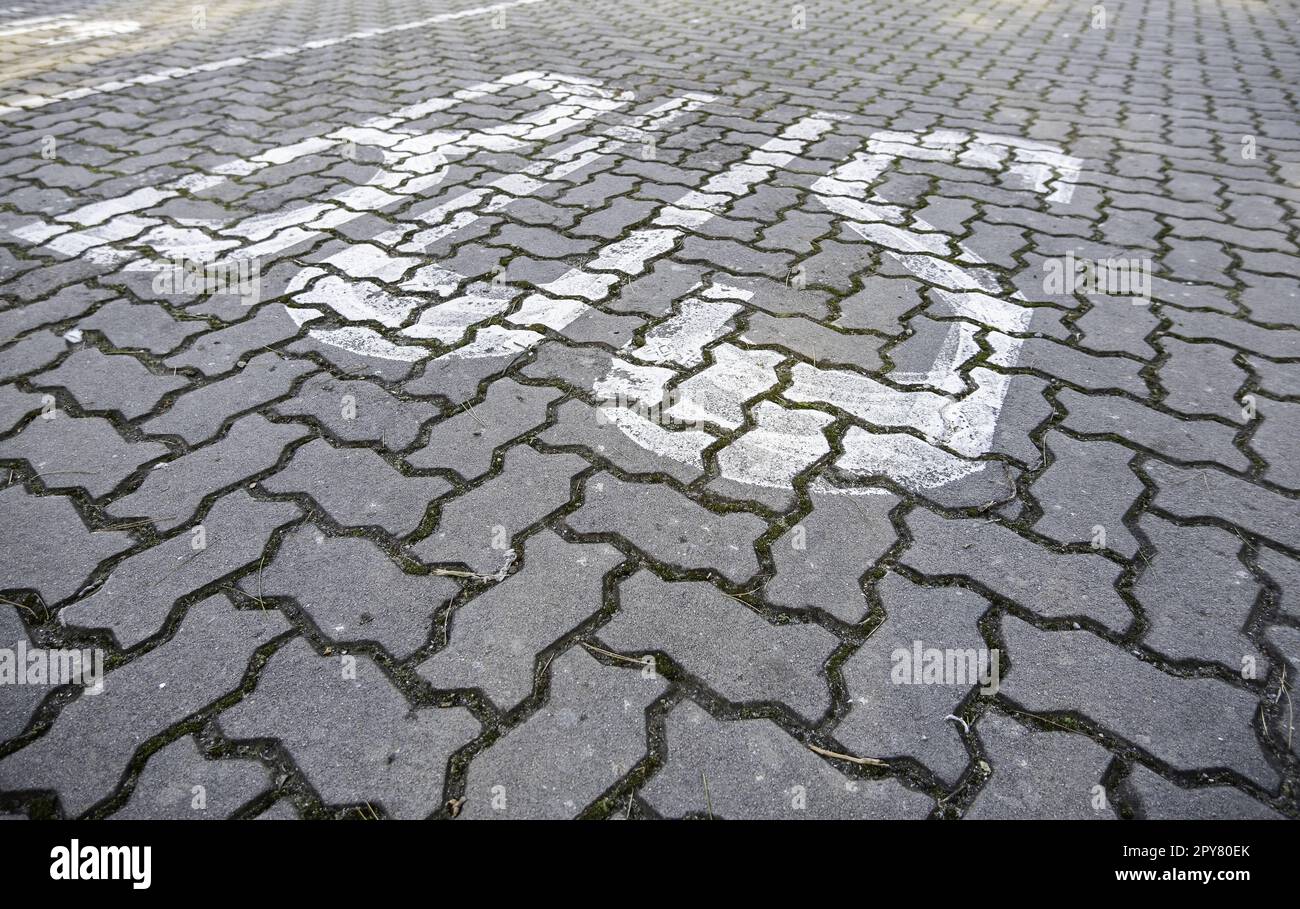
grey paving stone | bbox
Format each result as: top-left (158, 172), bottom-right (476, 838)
top-left (1135, 514), bottom-right (1263, 671)
top-left (0, 486), bottom-right (132, 606)
top-left (403, 343), bottom-right (533, 406)
top-left (32, 347), bottom-right (187, 420)
top-left (285, 332), bottom-right (419, 382)
top-left (554, 306), bottom-right (646, 347)
top-left (740, 311), bottom-right (882, 372)
top-left (78, 300), bottom-right (206, 355)
top-left (606, 570), bottom-right (838, 722)
top-left (0, 285), bottom-right (113, 344)
top-left (643, 699), bottom-right (932, 819)
top-left (0, 330), bottom-right (67, 381)
top-left (607, 261), bottom-right (707, 317)
top-left (0, 414), bottom-right (168, 498)
top-left (418, 529), bottom-right (623, 710)
top-left (106, 413), bottom-right (307, 532)
top-left (966, 711), bottom-right (1115, 820)
top-left (0, 384), bottom-right (42, 434)
top-left (1165, 307), bottom-right (1297, 360)
top-left (142, 352), bottom-right (316, 444)
top-left (1251, 396), bottom-right (1300, 491)
top-left (0, 595), bottom-right (287, 817)
top-left (1249, 356), bottom-right (1300, 401)
top-left (566, 471), bottom-right (766, 585)
top-left (837, 572), bottom-right (992, 784)
top-left (261, 437), bottom-right (449, 537)
top-left (902, 508), bottom-right (1133, 632)
top-left (999, 616), bottom-right (1277, 789)
top-left (983, 370), bottom-right (1055, 466)
top-left (834, 276), bottom-right (925, 333)
top-left (219, 637), bottom-right (479, 819)
top-left (886, 316), bottom-right (975, 386)
top-left (538, 398), bottom-right (705, 484)
top-left (109, 735), bottom-right (271, 820)
top-left (989, 333), bottom-right (1148, 395)
top-left (1058, 389), bottom-right (1250, 471)
top-left (1073, 298), bottom-right (1159, 358)
top-left (273, 372), bottom-right (438, 451)
top-left (410, 445), bottom-right (586, 576)
top-left (164, 306), bottom-right (306, 377)
top-left (459, 646), bottom-right (664, 818)
top-left (1145, 460), bottom-right (1300, 551)
top-left (1257, 547), bottom-right (1300, 623)
top-left (63, 490), bottom-right (301, 648)
top-left (766, 491), bottom-right (899, 623)
top-left (721, 274), bottom-right (831, 319)
top-left (406, 378), bottom-right (560, 481)
top-left (1121, 764), bottom-right (1282, 820)
top-left (519, 340), bottom-right (618, 392)
top-left (1027, 431), bottom-right (1142, 557)
top-left (245, 523), bottom-right (459, 660)
top-left (1156, 337), bottom-right (1249, 423)
top-left (0, 606), bottom-right (47, 743)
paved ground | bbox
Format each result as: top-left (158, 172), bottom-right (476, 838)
top-left (0, 0), bottom-right (1297, 821)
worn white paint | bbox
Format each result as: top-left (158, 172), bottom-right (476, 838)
top-left (664, 344), bottom-right (783, 429)
top-left (3, 72), bottom-right (1083, 498)
top-left (0, 15), bottom-right (139, 45)
top-left (0, 0), bottom-right (550, 116)
top-left (629, 298), bottom-right (742, 368)
top-left (715, 402), bottom-right (834, 492)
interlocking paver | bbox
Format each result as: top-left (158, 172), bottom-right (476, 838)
top-left (261, 437), bottom-right (449, 537)
top-left (409, 444), bottom-right (585, 576)
top-left (1000, 616), bottom-right (1276, 789)
top-left (219, 637), bottom-right (479, 819)
top-left (966, 711), bottom-right (1115, 820)
top-left (77, 300), bottom-right (206, 355)
top-left (837, 572), bottom-right (989, 784)
top-left (106, 413), bottom-right (308, 532)
top-left (418, 529), bottom-right (623, 710)
top-left (1026, 432), bottom-right (1142, 557)
top-left (643, 699), bottom-right (932, 819)
top-left (109, 735), bottom-right (272, 820)
top-left (902, 508), bottom-right (1133, 632)
top-left (1121, 764), bottom-right (1283, 821)
top-left (246, 523), bottom-right (459, 660)
top-left (273, 372), bottom-right (439, 452)
top-left (0, 595), bottom-right (287, 817)
top-left (765, 492), bottom-right (898, 623)
top-left (0, 413), bottom-right (168, 498)
top-left (566, 472), bottom-right (766, 584)
top-left (32, 347), bottom-right (187, 420)
top-left (0, 486), bottom-right (132, 606)
top-left (406, 377), bottom-right (560, 480)
top-left (63, 490), bottom-right (301, 648)
top-left (606, 570), bottom-right (838, 723)
top-left (459, 647), bottom-right (663, 818)
top-left (1059, 389), bottom-right (1250, 471)
top-left (1134, 515), bottom-right (1263, 671)
top-left (142, 352), bottom-right (315, 444)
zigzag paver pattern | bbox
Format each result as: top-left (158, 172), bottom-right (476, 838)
top-left (0, 0), bottom-right (1297, 820)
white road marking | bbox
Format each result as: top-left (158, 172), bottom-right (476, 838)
top-left (0, 0), bottom-right (550, 116)
top-left (2, 70), bottom-right (1084, 497)
top-left (715, 402), bottom-right (834, 492)
top-left (664, 344), bottom-right (783, 430)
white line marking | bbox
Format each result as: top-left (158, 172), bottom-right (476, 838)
top-left (0, 0), bottom-right (549, 116)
